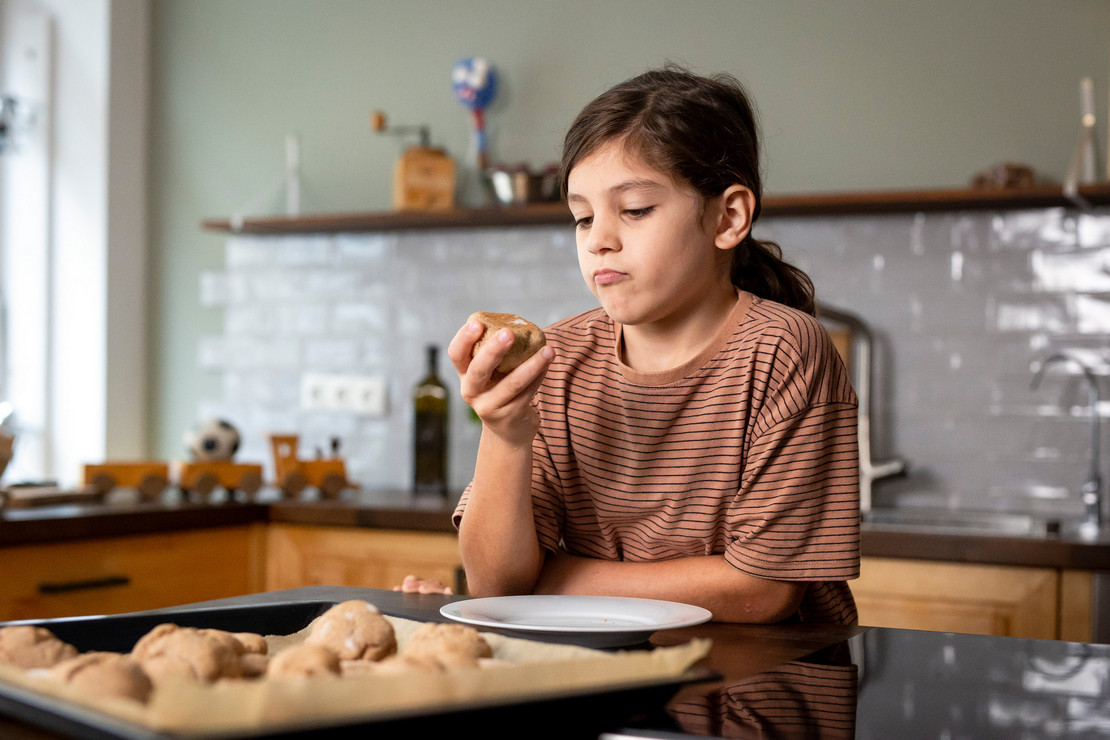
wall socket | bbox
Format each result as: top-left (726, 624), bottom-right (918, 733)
top-left (300, 373), bottom-right (389, 416)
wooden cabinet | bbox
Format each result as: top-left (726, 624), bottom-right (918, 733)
top-left (0, 525), bottom-right (265, 621)
top-left (854, 557), bottom-right (1093, 641)
top-left (264, 523), bottom-right (464, 594)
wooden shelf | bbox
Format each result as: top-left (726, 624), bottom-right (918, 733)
top-left (202, 183), bottom-right (1110, 235)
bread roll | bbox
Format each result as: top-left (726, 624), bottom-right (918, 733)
top-left (468, 312), bottom-right (546, 373)
top-left (304, 600), bottom-right (396, 662)
top-left (0, 626), bottom-right (78, 670)
top-left (49, 652), bottom-right (153, 703)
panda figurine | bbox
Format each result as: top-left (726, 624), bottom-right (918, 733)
top-left (184, 418), bottom-right (241, 461)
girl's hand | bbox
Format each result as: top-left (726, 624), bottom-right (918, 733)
top-left (392, 574), bottom-right (454, 595)
top-left (447, 318), bottom-right (554, 445)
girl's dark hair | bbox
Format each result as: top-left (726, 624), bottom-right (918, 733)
top-left (559, 66), bottom-right (815, 316)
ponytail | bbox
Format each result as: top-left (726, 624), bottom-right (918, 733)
top-left (730, 235), bottom-right (816, 317)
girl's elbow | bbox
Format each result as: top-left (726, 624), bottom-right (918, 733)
top-left (457, 552), bottom-right (542, 598)
top-left (715, 581), bottom-right (806, 624)
top-left (460, 571), bottom-right (536, 598)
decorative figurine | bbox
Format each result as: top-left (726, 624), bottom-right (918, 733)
top-left (268, 433), bottom-right (356, 501)
top-left (452, 57), bottom-right (498, 171)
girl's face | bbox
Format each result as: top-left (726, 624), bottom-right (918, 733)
top-left (566, 142), bottom-right (733, 330)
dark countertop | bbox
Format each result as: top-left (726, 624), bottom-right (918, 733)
top-left (1, 586), bottom-right (1108, 738)
top-left (859, 524), bottom-right (1110, 570)
top-left (3, 492), bottom-right (1110, 571)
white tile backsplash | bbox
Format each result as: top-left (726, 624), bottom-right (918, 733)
top-left (200, 207), bottom-right (1110, 520)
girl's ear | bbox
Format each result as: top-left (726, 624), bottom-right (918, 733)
top-left (713, 185), bottom-right (756, 249)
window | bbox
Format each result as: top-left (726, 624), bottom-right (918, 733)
top-left (0, 7), bottom-right (51, 483)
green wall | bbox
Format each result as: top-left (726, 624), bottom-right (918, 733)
top-left (148, 0), bottom-right (1110, 458)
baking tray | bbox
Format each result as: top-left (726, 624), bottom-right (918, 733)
top-left (0, 601), bottom-right (710, 739)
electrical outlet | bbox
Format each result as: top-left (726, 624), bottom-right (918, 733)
top-left (300, 373), bottom-right (333, 410)
top-left (348, 375), bottom-right (389, 415)
top-left (300, 373), bottom-right (388, 416)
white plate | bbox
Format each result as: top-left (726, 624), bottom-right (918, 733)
top-left (440, 595), bottom-right (712, 648)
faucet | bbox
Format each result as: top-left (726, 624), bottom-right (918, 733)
top-left (817, 304), bottom-right (906, 514)
top-left (1031, 353), bottom-right (1103, 532)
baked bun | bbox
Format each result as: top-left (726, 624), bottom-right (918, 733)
top-left (49, 652), bottom-right (153, 703)
top-left (401, 622), bottom-right (492, 669)
top-left (0, 626), bottom-right (78, 670)
top-left (267, 643), bottom-right (340, 679)
top-left (130, 623), bottom-right (242, 684)
top-left (469, 312), bottom-right (546, 373)
top-left (304, 600), bottom-right (396, 662)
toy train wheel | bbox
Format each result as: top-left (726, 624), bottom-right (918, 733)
top-left (318, 473), bottom-right (346, 500)
top-left (280, 471), bottom-right (308, 498)
top-left (137, 473), bottom-right (168, 502)
top-left (86, 473), bottom-right (116, 499)
top-left (191, 473), bottom-right (219, 497)
top-left (237, 471), bottom-right (263, 497)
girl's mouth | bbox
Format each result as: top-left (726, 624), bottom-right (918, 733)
top-left (593, 269), bottom-right (626, 286)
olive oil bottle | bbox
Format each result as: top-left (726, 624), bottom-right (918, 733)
top-left (413, 344), bottom-right (448, 498)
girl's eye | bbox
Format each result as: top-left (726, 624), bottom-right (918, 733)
top-left (574, 215), bottom-right (593, 229)
top-left (624, 206), bottom-right (655, 219)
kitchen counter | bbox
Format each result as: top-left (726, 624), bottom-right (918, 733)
top-left (0, 500), bottom-right (268, 546)
top-left (4, 494), bottom-right (1110, 571)
top-left (1, 585), bottom-right (1107, 738)
top-left (860, 521), bottom-right (1110, 570)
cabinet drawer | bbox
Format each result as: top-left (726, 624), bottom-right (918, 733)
top-left (0, 525), bottom-right (262, 621)
top-left (854, 557), bottom-right (1058, 639)
top-left (265, 523), bottom-right (463, 594)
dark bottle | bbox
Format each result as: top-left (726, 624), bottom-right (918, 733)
top-left (413, 344), bottom-right (448, 498)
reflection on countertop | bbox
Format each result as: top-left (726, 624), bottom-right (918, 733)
top-left (636, 628), bottom-right (1110, 739)
top-left (663, 643), bottom-right (858, 738)
top-left (853, 627), bottom-right (1110, 738)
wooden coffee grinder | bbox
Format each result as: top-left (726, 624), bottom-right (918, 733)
top-left (371, 111), bottom-right (456, 211)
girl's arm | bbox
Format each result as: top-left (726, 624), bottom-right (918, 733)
top-left (534, 552), bottom-right (805, 624)
top-left (448, 319), bottom-right (555, 597)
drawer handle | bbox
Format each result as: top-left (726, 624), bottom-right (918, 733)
top-left (38, 575), bottom-right (131, 594)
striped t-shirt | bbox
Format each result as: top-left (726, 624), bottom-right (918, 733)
top-left (455, 291), bottom-right (861, 624)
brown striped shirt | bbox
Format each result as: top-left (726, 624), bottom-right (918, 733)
top-left (455, 291), bottom-right (860, 624)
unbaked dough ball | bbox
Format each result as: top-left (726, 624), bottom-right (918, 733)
top-left (267, 643), bottom-right (340, 679)
top-left (0, 625), bottom-right (78, 670)
top-left (49, 651), bottom-right (153, 703)
top-left (130, 623), bottom-right (242, 683)
top-left (305, 600), bottom-right (396, 661)
top-left (401, 622), bottom-right (492, 668)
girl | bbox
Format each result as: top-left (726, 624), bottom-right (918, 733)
top-left (441, 67), bottom-right (859, 624)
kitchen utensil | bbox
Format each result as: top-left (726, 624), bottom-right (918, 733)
top-left (371, 111), bottom-right (456, 211)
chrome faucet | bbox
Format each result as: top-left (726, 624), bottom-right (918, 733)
top-left (817, 304), bottom-right (906, 514)
top-left (1031, 353), bottom-right (1103, 533)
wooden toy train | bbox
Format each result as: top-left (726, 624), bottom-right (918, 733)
top-left (80, 433), bottom-right (355, 504)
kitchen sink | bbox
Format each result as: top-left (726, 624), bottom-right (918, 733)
top-left (862, 508), bottom-right (1047, 537)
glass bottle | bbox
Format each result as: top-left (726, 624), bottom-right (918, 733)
top-left (413, 344), bottom-right (448, 498)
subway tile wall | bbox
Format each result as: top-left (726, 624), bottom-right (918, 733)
top-left (200, 206), bottom-right (1110, 521)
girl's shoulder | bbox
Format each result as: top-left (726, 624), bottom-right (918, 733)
top-left (738, 295), bottom-right (837, 364)
top-left (542, 307), bottom-right (614, 355)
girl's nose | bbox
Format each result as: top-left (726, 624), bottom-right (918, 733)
top-left (585, 216), bottom-right (620, 255)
